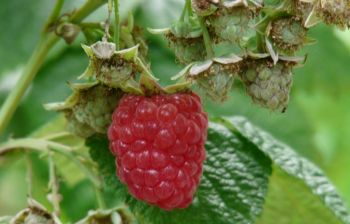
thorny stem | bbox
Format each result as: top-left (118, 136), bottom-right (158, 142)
top-left (114, 0), bottom-right (120, 50)
top-left (25, 152), bottom-right (33, 198)
top-left (48, 152), bottom-right (61, 217)
top-left (199, 17), bottom-right (214, 58)
top-left (0, 0), bottom-right (108, 135)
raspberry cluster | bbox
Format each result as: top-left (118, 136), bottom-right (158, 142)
top-left (108, 93), bottom-right (208, 210)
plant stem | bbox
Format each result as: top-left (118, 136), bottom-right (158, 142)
top-left (186, 0), bottom-right (193, 16)
top-left (48, 152), bottom-right (61, 217)
top-left (43, 0), bottom-right (65, 33)
top-left (0, 0), bottom-right (108, 135)
top-left (0, 34), bottom-right (59, 135)
top-left (48, 144), bottom-right (102, 189)
top-left (180, 1), bottom-right (188, 21)
top-left (94, 186), bottom-right (106, 209)
top-left (114, 0), bottom-right (120, 50)
top-left (0, 138), bottom-right (102, 187)
top-left (25, 152), bottom-right (33, 198)
top-left (199, 17), bottom-right (214, 58)
top-left (70, 0), bottom-right (108, 23)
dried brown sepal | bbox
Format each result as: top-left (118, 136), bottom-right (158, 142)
top-left (192, 0), bottom-right (219, 16)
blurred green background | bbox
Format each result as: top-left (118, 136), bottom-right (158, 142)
top-left (0, 0), bottom-right (350, 222)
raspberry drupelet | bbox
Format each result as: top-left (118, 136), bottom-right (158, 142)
top-left (108, 92), bottom-right (208, 210)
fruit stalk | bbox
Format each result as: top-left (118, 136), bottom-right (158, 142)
top-left (43, 0), bottom-right (65, 33)
top-left (25, 152), bottom-right (34, 198)
top-left (48, 152), bottom-right (61, 217)
top-left (199, 17), bottom-right (214, 58)
top-left (114, 0), bottom-right (120, 50)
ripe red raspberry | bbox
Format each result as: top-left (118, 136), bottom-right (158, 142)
top-left (108, 92), bottom-right (208, 210)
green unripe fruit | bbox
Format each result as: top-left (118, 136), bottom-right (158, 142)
top-left (188, 61), bottom-right (241, 101)
top-left (166, 34), bottom-right (206, 64)
top-left (196, 66), bottom-right (235, 102)
top-left (315, 0), bottom-right (348, 28)
top-left (208, 7), bottom-right (256, 47)
top-left (269, 18), bottom-right (307, 53)
top-left (72, 85), bottom-right (122, 133)
top-left (64, 111), bottom-right (95, 138)
top-left (93, 55), bottom-right (135, 88)
top-left (240, 59), bottom-right (294, 112)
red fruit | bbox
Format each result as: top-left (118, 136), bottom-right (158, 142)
top-left (108, 92), bottom-right (208, 210)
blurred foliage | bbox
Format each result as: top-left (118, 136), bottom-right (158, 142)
top-left (0, 0), bottom-right (350, 222)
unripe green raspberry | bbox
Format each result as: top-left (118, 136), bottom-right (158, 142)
top-left (315, 0), bottom-right (348, 28)
top-left (240, 59), bottom-right (294, 112)
top-left (93, 55), bottom-right (135, 87)
top-left (81, 43), bottom-right (142, 91)
top-left (166, 33), bottom-right (206, 64)
top-left (64, 111), bottom-right (95, 138)
top-left (269, 17), bottom-right (307, 53)
top-left (45, 83), bottom-right (123, 137)
top-left (178, 56), bottom-right (243, 101)
top-left (196, 64), bottom-right (235, 101)
top-left (208, 7), bottom-right (256, 48)
top-left (73, 85), bottom-right (122, 133)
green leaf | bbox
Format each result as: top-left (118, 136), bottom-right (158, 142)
top-left (221, 116), bottom-right (350, 224)
top-left (257, 166), bottom-right (344, 224)
top-left (88, 122), bottom-right (272, 224)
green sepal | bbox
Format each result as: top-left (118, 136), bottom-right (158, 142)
top-left (119, 79), bottom-right (143, 95)
top-left (75, 205), bottom-right (136, 224)
top-left (116, 44), bottom-right (139, 61)
top-left (81, 44), bottom-right (94, 58)
top-left (135, 57), bottom-right (159, 81)
top-left (265, 37), bottom-right (279, 65)
top-left (44, 81), bottom-right (99, 111)
top-left (147, 27), bottom-right (171, 35)
top-left (304, 7), bottom-right (322, 28)
top-left (78, 60), bottom-right (95, 79)
top-left (163, 81), bottom-right (193, 94)
top-left (170, 17), bottom-right (203, 38)
top-left (171, 63), bottom-right (195, 80)
top-left (189, 60), bottom-right (213, 76)
top-left (139, 74), bottom-right (165, 96)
